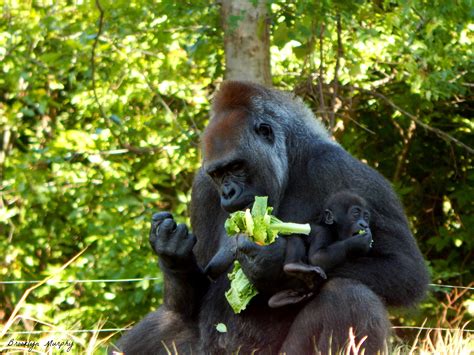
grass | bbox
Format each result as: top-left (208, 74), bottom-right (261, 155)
top-left (1, 320), bottom-right (472, 354)
top-left (1, 252), bottom-right (472, 354)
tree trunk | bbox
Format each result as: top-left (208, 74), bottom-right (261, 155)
top-left (221, 0), bottom-right (272, 86)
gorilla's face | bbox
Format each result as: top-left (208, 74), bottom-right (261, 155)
top-left (202, 108), bottom-right (288, 213)
top-left (205, 158), bottom-right (259, 212)
top-left (323, 192), bottom-right (371, 240)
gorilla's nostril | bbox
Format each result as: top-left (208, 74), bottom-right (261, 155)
top-left (227, 188), bottom-right (236, 199)
top-left (222, 185), bottom-right (236, 200)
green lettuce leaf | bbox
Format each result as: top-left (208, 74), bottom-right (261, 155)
top-left (224, 196), bottom-right (311, 314)
top-left (224, 261), bottom-right (258, 314)
top-left (225, 196), bottom-right (310, 244)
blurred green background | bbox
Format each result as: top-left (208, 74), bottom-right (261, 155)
top-left (0, 0), bottom-right (472, 348)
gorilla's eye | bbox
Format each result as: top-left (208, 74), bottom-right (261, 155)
top-left (229, 161), bottom-right (244, 172)
top-left (208, 169), bottom-right (220, 181)
top-left (255, 123), bottom-right (274, 143)
top-left (350, 206), bottom-right (362, 218)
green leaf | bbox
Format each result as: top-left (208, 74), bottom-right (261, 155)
top-left (251, 196), bottom-right (267, 217)
top-left (216, 323), bottom-right (228, 333)
top-left (225, 261), bottom-right (258, 314)
top-left (225, 196), bottom-right (310, 244)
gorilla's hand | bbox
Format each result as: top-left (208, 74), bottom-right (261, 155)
top-left (149, 212), bottom-right (197, 272)
top-left (346, 230), bottom-right (373, 255)
top-left (236, 235), bottom-right (287, 293)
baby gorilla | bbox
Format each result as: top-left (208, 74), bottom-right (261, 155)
top-left (269, 191), bottom-right (373, 308)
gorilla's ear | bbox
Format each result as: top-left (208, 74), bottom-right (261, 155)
top-left (324, 209), bottom-right (334, 225)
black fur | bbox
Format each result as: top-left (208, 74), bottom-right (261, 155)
top-left (269, 191), bottom-right (374, 308)
top-left (307, 191), bottom-right (373, 273)
top-left (113, 82), bottom-right (429, 354)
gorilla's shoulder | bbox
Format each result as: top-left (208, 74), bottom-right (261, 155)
top-left (306, 141), bottom-right (358, 171)
top-left (304, 141), bottom-right (395, 198)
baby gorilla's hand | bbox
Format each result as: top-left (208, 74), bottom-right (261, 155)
top-left (347, 229), bottom-right (373, 255)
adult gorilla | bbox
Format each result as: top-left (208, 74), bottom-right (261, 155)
top-left (114, 81), bottom-right (429, 354)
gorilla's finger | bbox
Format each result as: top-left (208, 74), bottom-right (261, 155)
top-left (152, 212), bottom-right (173, 223)
top-left (183, 232), bottom-right (197, 252)
top-left (236, 234), bottom-right (286, 257)
top-left (149, 230), bottom-right (157, 245)
top-left (236, 235), bottom-right (260, 256)
top-left (150, 212), bottom-right (173, 244)
top-left (168, 224), bottom-right (188, 253)
top-left (184, 235), bottom-right (197, 256)
top-left (156, 218), bottom-right (177, 242)
top-left (259, 236), bottom-right (286, 252)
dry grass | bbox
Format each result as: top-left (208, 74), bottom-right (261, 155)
top-left (1, 321), bottom-right (472, 354)
top-left (1, 252), bottom-right (472, 354)
top-left (392, 325), bottom-right (473, 355)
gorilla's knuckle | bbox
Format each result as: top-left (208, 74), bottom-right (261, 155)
top-left (157, 222), bottom-right (176, 238)
top-left (237, 244), bottom-right (253, 257)
top-left (156, 248), bottom-right (173, 258)
top-left (188, 233), bottom-right (197, 244)
top-left (175, 224), bottom-right (188, 237)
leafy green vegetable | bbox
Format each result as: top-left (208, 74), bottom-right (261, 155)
top-left (215, 323), bottom-right (228, 333)
top-left (224, 261), bottom-right (259, 314)
top-left (224, 196), bottom-right (311, 313)
top-left (224, 196), bottom-right (311, 245)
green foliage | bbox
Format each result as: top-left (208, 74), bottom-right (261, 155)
top-left (0, 0), bottom-right (472, 347)
top-left (271, 0), bottom-right (473, 329)
top-left (0, 0), bottom-right (220, 340)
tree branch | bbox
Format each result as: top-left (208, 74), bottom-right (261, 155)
top-left (351, 86), bottom-right (474, 155)
top-left (90, 3), bottom-right (163, 155)
top-left (329, 15), bottom-right (342, 134)
top-left (138, 70), bottom-right (200, 147)
top-left (317, 22), bottom-right (327, 124)
top-left (91, 0), bottom-right (106, 120)
top-left (393, 120), bottom-right (416, 182)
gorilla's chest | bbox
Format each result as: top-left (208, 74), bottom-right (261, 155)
top-left (198, 279), bottom-right (295, 353)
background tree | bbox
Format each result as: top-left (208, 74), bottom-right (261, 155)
top-left (221, 0), bottom-right (272, 85)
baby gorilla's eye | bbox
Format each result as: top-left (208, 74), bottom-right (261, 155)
top-left (350, 206), bottom-right (362, 218)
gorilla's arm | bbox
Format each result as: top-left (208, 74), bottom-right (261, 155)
top-left (114, 213), bottom-right (208, 353)
top-left (308, 231), bottom-right (373, 271)
top-left (204, 238), bottom-right (237, 280)
top-left (149, 213), bottom-right (209, 318)
top-left (328, 223), bottom-right (429, 307)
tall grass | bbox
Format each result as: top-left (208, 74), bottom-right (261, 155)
top-left (2, 319), bottom-right (472, 354)
top-left (1, 253), bottom-right (472, 354)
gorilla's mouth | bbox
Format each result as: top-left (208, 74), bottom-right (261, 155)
top-left (237, 199), bottom-right (256, 213)
top-left (221, 195), bottom-right (256, 213)
top-left (352, 229), bottom-right (366, 237)
top-left (243, 201), bottom-right (254, 210)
